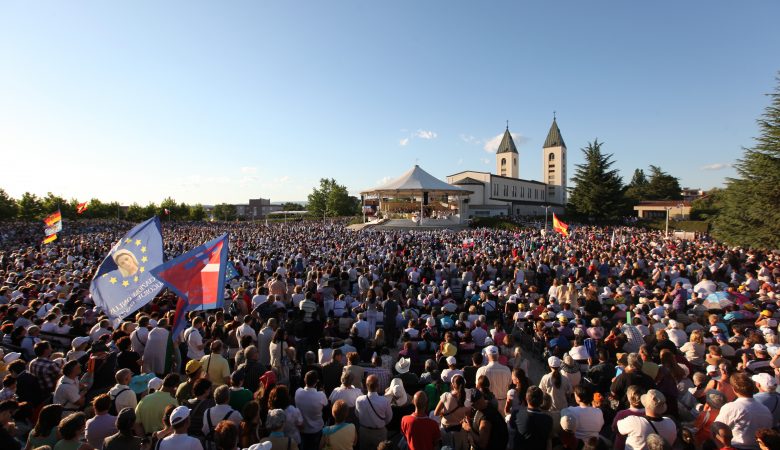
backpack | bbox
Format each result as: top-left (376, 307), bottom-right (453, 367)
top-left (108, 388), bottom-right (131, 416)
top-left (204, 408), bottom-right (235, 450)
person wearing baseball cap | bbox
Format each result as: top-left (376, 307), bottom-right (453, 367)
top-left (157, 406), bottom-right (201, 450)
top-left (476, 345), bottom-right (512, 405)
top-left (538, 356), bottom-right (572, 411)
top-left (440, 356), bottom-right (462, 384)
top-left (753, 373), bottom-right (780, 427)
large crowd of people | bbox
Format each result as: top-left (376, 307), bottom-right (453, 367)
top-left (0, 218), bottom-right (779, 450)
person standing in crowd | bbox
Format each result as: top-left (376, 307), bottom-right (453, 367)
top-left (201, 341), bottom-right (231, 387)
top-left (401, 391), bottom-right (440, 450)
top-left (159, 406), bottom-right (203, 450)
top-left (560, 384), bottom-right (604, 445)
top-left (475, 345), bottom-right (512, 405)
top-left (103, 408), bottom-right (142, 450)
top-left (135, 374), bottom-right (179, 436)
top-left (617, 389), bottom-right (677, 450)
top-left (319, 400), bottom-right (356, 450)
top-left (539, 356), bottom-right (572, 411)
top-left (512, 386), bottom-right (552, 450)
top-left (294, 371), bottom-right (327, 450)
top-left (461, 389), bottom-right (508, 450)
top-left (85, 394), bottom-right (117, 449)
top-left (752, 373), bottom-right (780, 428)
top-left (713, 372), bottom-right (773, 450)
top-left (355, 375), bottom-right (392, 450)
top-left (259, 409), bottom-right (299, 450)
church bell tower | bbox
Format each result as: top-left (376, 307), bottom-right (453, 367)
top-left (496, 125), bottom-right (519, 178)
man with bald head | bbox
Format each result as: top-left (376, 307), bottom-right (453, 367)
top-left (401, 391), bottom-right (441, 450)
top-left (355, 375), bottom-right (392, 450)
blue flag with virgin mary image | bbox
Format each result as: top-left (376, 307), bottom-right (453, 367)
top-left (90, 217), bottom-right (166, 320)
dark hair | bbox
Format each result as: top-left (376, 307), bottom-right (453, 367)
top-left (757, 428), bottom-right (780, 449)
top-left (116, 336), bottom-right (131, 351)
top-left (62, 360), bottom-right (80, 378)
top-left (162, 404), bottom-right (175, 428)
top-left (332, 399), bottom-right (349, 423)
top-left (526, 386), bottom-right (544, 408)
top-left (34, 341), bottom-right (51, 357)
top-left (58, 412), bottom-right (87, 440)
top-left (304, 370), bottom-right (318, 387)
top-left (574, 384), bottom-right (593, 404)
top-left (193, 378), bottom-right (213, 397)
top-left (163, 373), bottom-right (180, 389)
top-left (32, 404), bottom-right (63, 437)
top-left (452, 375), bottom-right (466, 407)
top-left (551, 366), bottom-right (562, 389)
top-left (730, 372), bottom-right (757, 397)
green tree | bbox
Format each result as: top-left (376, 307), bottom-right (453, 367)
top-left (40, 192), bottom-right (71, 218)
top-left (567, 140), bottom-right (626, 220)
top-left (126, 203), bottom-right (146, 221)
top-left (281, 202), bottom-right (305, 211)
top-left (714, 74), bottom-right (780, 248)
top-left (159, 197), bottom-right (188, 219)
top-left (188, 204), bottom-right (206, 221)
top-left (213, 203), bottom-right (237, 221)
top-left (17, 192), bottom-right (43, 220)
top-left (0, 189), bottom-right (18, 220)
top-left (691, 188), bottom-right (725, 221)
top-left (644, 165), bottom-right (682, 200)
top-left (142, 202), bottom-right (158, 219)
top-left (308, 178), bottom-right (357, 217)
top-left (624, 169), bottom-right (648, 203)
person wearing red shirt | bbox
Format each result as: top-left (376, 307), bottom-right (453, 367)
top-left (401, 391), bottom-right (441, 450)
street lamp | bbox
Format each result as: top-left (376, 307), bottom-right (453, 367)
top-left (543, 205), bottom-right (552, 232)
top-left (665, 206), bottom-right (673, 238)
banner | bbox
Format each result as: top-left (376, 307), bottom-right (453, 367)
top-left (45, 221), bottom-right (62, 236)
top-left (90, 217), bottom-right (165, 320)
top-left (43, 210), bottom-right (61, 227)
top-left (150, 233), bottom-right (229, 339)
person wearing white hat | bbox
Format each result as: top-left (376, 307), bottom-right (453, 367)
top-left (617, 389), bottom-right (677, 449)
top-left (538, 356), bottom-right (572, 411)
top-left (476, 345), bottom-right (512, 405)
top-left (441, 356), bottom-right (463, 384)
top-left (158, 406), bottom-right (201, 450)
top-left (753, 373), bottom-right (780, 427)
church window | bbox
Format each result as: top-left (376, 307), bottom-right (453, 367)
top-left (549, 153), bottom-right (555, 161)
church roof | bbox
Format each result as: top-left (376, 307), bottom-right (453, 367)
top-left (496, 128), bottom-right (518, 154)
top-left (543, 118), bottom-right (566, 148)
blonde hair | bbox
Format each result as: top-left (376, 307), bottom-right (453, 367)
top-left (690, 330), bottom-right (704, 345)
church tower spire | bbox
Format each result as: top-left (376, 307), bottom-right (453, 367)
top-left (496, 124), bottom-right (519, 178)
top-left (542, 115), bottom-right (567, 205)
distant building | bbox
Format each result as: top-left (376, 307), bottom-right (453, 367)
top-left (633, 201), bottom-right (691, 220)
top-left (447, 118), bottom-right (567, 217)
top-left (234, 198), bottom-right (282, 219)
top-left (680, 187), bottom-right (705, 202)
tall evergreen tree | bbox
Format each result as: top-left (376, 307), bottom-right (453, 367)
top-left (624, 169), bottom-right (649, 202)
top-left (644, 165), bottom-right (683, 200)
top-left (0, 189), bottom-right (18, 220)
top-left (567, 139), bottom-right (625, 220)
top-left (714, 74), bottom-right (780, 248)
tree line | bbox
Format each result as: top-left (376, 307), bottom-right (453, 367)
top-left (568, 72), bottom-right (780, 248)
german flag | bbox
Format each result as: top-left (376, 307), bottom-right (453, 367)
top-left (552, 213), bottom-right (569, 238)
top-left (42, 234), bottom-right (57, 244)
top-left (76, 202), bottom-right (88, 214)
top-left (43, 210), bottom-right (61, 226)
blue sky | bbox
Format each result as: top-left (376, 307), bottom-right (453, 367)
top-left (1, 1), bottom-right (778, 205)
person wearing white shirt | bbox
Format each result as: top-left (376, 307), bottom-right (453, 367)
top-left (257, 318), bottom-right (276, 367)
top-left (53, 360), bottom-right (85, 413)
top-left (185, 318), bottom-right (206, 360)
top-left (617, 389), bottom-right (676, 450)
top-left (475, 346), bottom-right (512, 403)
top-left (329, 373), bottom-right (363, 409)
top-left (471, 322), bottom-right (488, 347)
top-left (130, 318), bottom-right (150, 356)
top-left (560, 385), bottom-right (604, 441)
top-left (714, 372), bottom-right (773, 450)
top-left (109, 369), bottom-right (137, 413)
top-left (294, 371), bottom-right (328, 449)
top-left (201, 386), bottom-right (242, 437)
top-left (352, 314), bottom-right (370, 340)
top-left (355, 375), bottom-right (392, 450)
top-left (160, 406), bottom-right (203, 450)
top-left (235, 316), bottom-right (257, 344)
top-left (666, 320), bottom-right (688, 348)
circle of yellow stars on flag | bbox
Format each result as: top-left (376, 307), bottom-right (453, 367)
top-left (102, 236), bottom-right (148, 287)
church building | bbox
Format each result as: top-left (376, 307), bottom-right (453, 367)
top-left (446, 117), bottom-right (567, 217)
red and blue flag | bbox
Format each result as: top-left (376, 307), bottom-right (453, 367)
top-left (150, 233), bottom-right (229, 338)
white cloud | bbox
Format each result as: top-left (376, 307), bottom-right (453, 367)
top-left (700, 163), bottom-right (732, 171)
top-left (414, 129), bottom-right (438, 140)
top-left (276, 176), bottom-right (291, 183)
top-left (459, 134), bottom-right (478, 144)
top-left (483, 132), bottom-right (527, 153)
top-left (481, 158), bottom-right (491, 165)
top-left (399, 138), bottom-right (409, 146)
top-left (240, 166), bottom-right (257, 174)
top-left (376, 176), bottom-right (393, 185)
